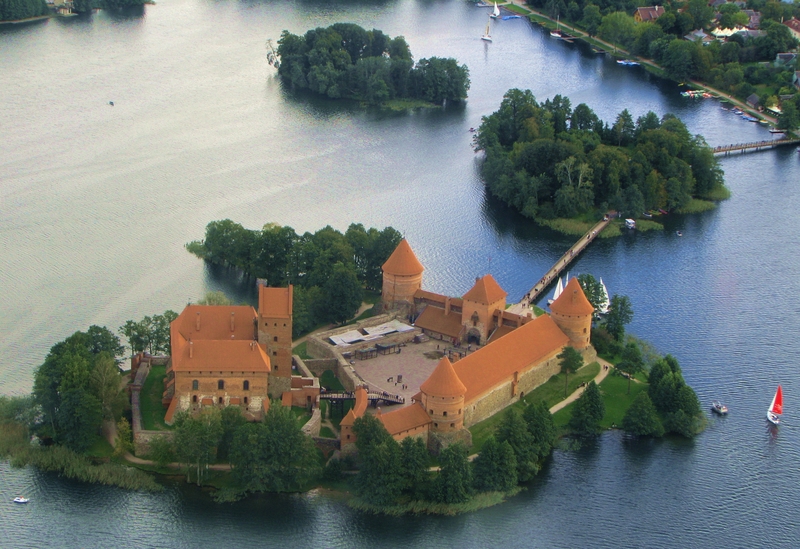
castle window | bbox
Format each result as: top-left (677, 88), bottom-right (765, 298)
top-left (274, 323), bottom-right (277, 327)
top-left (243, 380), bottom-right (249, 391)
top-left (218, 397), bottom-right (223, 404)
top-left (443, 411), bottom-right (447, 417)
top-left (434, 423), bottom-right (438, 428)
top-left (283, 323), bottom-right (286, 327)
top-left (459, 409), bottom-right (462, 414)
top-left (244, 397), bottom-right (248, 404)
top-left (192, 395), bottom-right (197, 403)
top-left (273, 351), bottom-right (277, 356)
top-left (192, 380), bottom-right (198, 390)
top-left (450, 423), bottom-right (454, 428)
top-left (347, 435), bottom-right (350, 440)
top-left (218, 380), bottom-right (225, 390)
top-left (273, 336), bottom-right (278, 342)
top-left (429, 409), bottom-right (433, 414)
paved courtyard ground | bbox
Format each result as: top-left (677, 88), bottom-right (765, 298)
top-left (349, 337), bottom-right (461, 410)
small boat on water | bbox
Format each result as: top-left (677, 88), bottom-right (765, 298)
top-left (13, 497), bottom-right (29, 504)
top-left (742, 115), bottom-right (758, 122)
top-left (490, 1), bottom-right (500, 18)
top-left (676, 231), bottom-right (683, 237)
top-left (481, 21), bottom-right (492, 42)
top-left (502, 15), bottom-right (521, 20)
top-left (550, 16), bottom-right (563, 38)
top-left (767, 385), bottom-right (783, 425)
top-left (732, 109), bottom-right (743, 115)
top-left (617, 59), bottom-right (640, 66)
top-left (548, 276), bottom-right (564, 305)
top-left (598, 278), bottom-right (610, 315)
top-left (770, 129), bottom-right (786, 134)
top-left (711, 401), bottom-right (728, 415)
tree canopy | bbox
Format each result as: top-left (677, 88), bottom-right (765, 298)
top-left (568, 381), bottom-right (605, 436)
top-left (276, 24), bottom-right (470, 105)
top-left (476, 90), bottom-right (725, 222)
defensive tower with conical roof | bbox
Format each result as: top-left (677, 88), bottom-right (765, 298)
top-left (549, 277), bottom-right (594, 349)
top-left (462, 274), bottom-right (507, 345)
top-left (382, 239), bottom-right (424, 311)
top-left (421, 356), bottom-right (467, 432)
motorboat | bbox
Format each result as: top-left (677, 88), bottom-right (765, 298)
top-left (711, 401), bottom-right (728, 415)
top-left (13, 497), bottom-right (29, 504)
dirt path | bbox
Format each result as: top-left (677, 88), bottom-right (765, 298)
top-left (549, 357), bottom-right (612, 414)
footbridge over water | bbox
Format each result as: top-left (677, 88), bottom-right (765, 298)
top-left (506, 215), bottom-right (613, 315)
top-left (712, 138), bottom-right (800, 155)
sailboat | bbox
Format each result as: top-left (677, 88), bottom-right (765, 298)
top-left (598, 278), bottom-right (610, 314)
top-left (481, 21), bottom-right (492, 42)
top-left (490, 2), bottom-right (500, 19)
top-left (767, 385), bottom-right (783, 425)
top-left (548, 277), bottom-right (563, 305)
top-left (550, 16), bottom-right (563, 38)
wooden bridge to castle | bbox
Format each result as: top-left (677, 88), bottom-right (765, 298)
top-left (319, 390), bottom-right (404, 406)
top-left (507, 215), bottom-right (613, 315)
top-left (712, 137), bottom-right (800, 155)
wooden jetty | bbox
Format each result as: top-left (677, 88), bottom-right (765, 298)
top-left (507, 215), bottom-right (613, 314)
top-left (712, 138), bottom-right (800, 155)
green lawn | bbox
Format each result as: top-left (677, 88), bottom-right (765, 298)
top-left (319, 426), bottom-right (336, 438)
top-left (293, 341), bottom-right (311, 360)
top-left (468, 362), bottom-right (601, 452)
top-left (320, 370), bottom-right (345, 392)
top-left (553, 372), bottom-right (648, 429)
top-left (140, 365), bottom-right (171, 431)
top-left (290, 406), bottom-right (312, 427)
top-left (84, 434), bottom-right (114, 458)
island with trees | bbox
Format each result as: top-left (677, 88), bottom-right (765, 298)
top-left (275, 23), bottom-right (471, 106)
top-left (474, 88), bottom-right (728, 233)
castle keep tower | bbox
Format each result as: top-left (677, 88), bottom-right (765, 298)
top-left (382, 239), bottom-right (424, 311)
top-left (461, 275), bottom-right (507, 345)
top-left (421, 357), bottom-right (467, 432)
top-left (257, 284), bottom-right (294, 399)
top-left (549, 277), bottom-right (594, 350)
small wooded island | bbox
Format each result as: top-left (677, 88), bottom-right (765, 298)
top-left (475, 88), bottom-right (729, 233)
top-left (0, 225), bottom-right (705, 515)
top-left (275, 23), bottom-right (470, 106)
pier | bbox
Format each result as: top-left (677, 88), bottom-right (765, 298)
top-left (507, 215), bottom-right (613, 314)
top-left (712, 138), bottom-right (800, 155)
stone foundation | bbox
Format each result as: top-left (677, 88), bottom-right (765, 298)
top-left (427, 429), bottom-right (472, 456)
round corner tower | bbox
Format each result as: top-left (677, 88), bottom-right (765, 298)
top-left (381, 239), bottom-right (424, 310)
top-left (420, 357), bottom-right (467, 433)
top-left (549, 277), bottom-right (594, 350)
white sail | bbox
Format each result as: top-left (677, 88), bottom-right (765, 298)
top-left (599, 278), bottom-right (610, 314)
top-left (548, 277), bottom-right (563, 305)
top-left (492, 2), bottom-right (500, 17)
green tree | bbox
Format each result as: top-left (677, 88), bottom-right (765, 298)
top-left (580, 4), bottom-right (602, 37)
top-left (217, 405), bottom-right (247, 463)
top-left (622, 392), bottom-right (664, 437)
top-left (568, 381), bottom-right (605, 436)
top-left (90, 353), bottom-right (127, 420)
top-left (174, 408), bottom-right (223, 485)
top-left (229, 405), bottom-right (321, 492)
top-left (598, 12), bottom-right (637, 52)
top-left (577, 273), bottom-right (606, 314)
top-left (616, 341), bottom-right (645, 394)
top-left (558, 346), bottom-right (584, 397)
top-left (400, 436), bottom-right (430, 499)
top-left (86, 325), bottom-right (125, 357)
top-left (495, 408), bottom-right (540, 482)
top-left (432, 442), bottom-right (471, 504)
top-left (472, 436), bottom-right (517, 493)
top-left (662, 39), bottom-right (697, 83)
top-left (522, 400), bottom-right (557, 459)
top-left (605, 294), bottom-right (633, 341)
top-left (147, 436), bottom-right (176, 468)
top-left (687, 0), bottom-right (714, 30)
top-left (352, 414), bottom-right (403, 505)
top-left (114, 417), bottom-right (134, 457)
top-left (321, 262), bottom-right (363, 324)
top-left (197, 291), bottom-right (231, 305)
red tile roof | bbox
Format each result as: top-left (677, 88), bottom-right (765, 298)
top-left (463, 274), bottom-right (507, 305)
top-left (635, 6), bottom-right (664, 22)
top-left (258, 285), bottom-right (293, 319)
top-left (174, 305), bottom-right (258, 341)
top-left (549, 277), bottom-right (594, 316)
top-left (414, 306), bottom-right (463, 339)
top-left (379, 403), bottom-right (432, 436)
top-left (339, 387), bottom-right (368, 426)
top-left (486, 325), bottom-right (516, 344)
top-left (452, 315), bottom-right (570, 403)
top-left (382, 239), bottom-right (424, 276)
top-left (421, 357), bottom-right (467, 397)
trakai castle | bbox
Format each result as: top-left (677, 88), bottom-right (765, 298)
top-left (341, 239), bottom-right (596, 449)
top-left (159, 238), bottom-right (596, 451)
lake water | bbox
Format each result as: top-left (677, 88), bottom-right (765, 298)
top-left (1, 1), bottom-right (799, 546)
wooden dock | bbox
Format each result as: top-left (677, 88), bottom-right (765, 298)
top-left (507, 215), bottom-right (613, 314)
top-left (712, 138), bottom-right (800, 155)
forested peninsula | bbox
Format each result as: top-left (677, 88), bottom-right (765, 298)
top-left (276, 23), bottom-right (470, 105)
top-left (475, 89), bottom-right (727, 226)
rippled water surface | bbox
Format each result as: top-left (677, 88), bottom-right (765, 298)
top-left (2, 1), bottom-right (799, 546)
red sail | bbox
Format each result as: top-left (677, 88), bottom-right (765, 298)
top-left (772, 385), bottom-right (783, 415)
